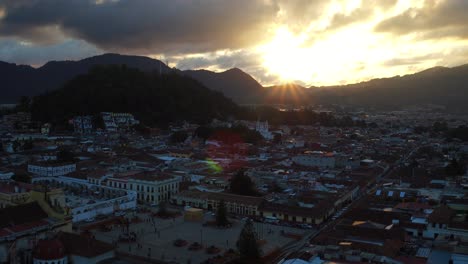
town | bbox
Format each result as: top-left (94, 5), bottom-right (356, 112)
top-left (1, 106), bottom-right (467, 264)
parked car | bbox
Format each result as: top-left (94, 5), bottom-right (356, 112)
top-left (206, 245), bottom-right (221, 254)
top-left (173, 239), bottom-right (188, 247)
top-left (188, 242), bottom-right (203, 251)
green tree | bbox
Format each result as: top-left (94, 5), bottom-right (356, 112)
top-left (57, 149), bottom-right (75, 163)
top-left (170, 131), bottom-right (188, 144)
top-left (230, 170), bottom-right (259, 197)
top-left (273, 133), bottom-right (282, 144)
top-left (237, 220), bottom-right (261, 262)
top-left (194, 126), bottom-right (213, 141)
top-left (12, 172), bottom-right (31, 183)
top-left (216, 200), bottom-right (229, 227)
top-left (158, 201), bottom-right (168, 216)
top-left (16, 96), bottom-right (31, 112)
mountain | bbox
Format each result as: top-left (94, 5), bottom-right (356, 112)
top-left (183, 68), bottom-right (264, 104)
top-left (30, 65), bottom-right (239, 127)
top-left (0, 53), bottom-right (172, 103)
top-left (310, 64), bottom-right (468, 111)
top-left (1, 53), bottom-right (468, 111)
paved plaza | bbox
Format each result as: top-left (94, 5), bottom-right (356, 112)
top-left (91, 208), bottom-right (308, 263)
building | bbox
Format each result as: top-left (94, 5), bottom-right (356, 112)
top-left (101, 112), bottom-right (139, 132)
top-left (256, 120), bottom-right (273, 140)
top-left (28, 162), bottom-right (76, 177)
top-left (0, 181), bottom-right (66, 212)
top-left (33, 232), bottom-right (115, 264)
top-left (72, 116), bottom-right (93, 134)
top-left (172, 190), bottom-right (264, 216)
top-left (292, 151), bottom-right (336, 168)
top-left (0, 202), bottom-right (72, 264)
top-left (107, 172), bottom-right (180, 204)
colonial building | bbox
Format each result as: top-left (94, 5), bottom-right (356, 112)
top-left (28, 162), bottom-right (76, 177)
top-left (107, 172), bottom-right (180, 204)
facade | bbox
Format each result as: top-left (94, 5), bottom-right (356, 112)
top-left (101, 112), bottom-right (139, 132)
top-left (292, 151), bottom-right (336, 168)
top-left (28, 163), bottom-right (76, 177)
top-left (107, 172), bottom-right (180, 204)
top-left (172, 190), bottom-right (264, 216)
top-left (72, 116), bottom-right (93, 134)
top-left (255, 120), bottom-right (273, 140)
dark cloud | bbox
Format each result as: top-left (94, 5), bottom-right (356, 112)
top-left (0, 0), bottom-right (278, 54)
top-left (375, 0), bottom-right (468, 39)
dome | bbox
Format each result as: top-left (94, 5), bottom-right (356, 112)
top-left (33, 238), bottom-right (66, 260)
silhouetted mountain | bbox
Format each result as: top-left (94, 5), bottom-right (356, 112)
top-left (0, 53), bottom-right (172, 103)
top-left (183, 68), bottom-right (264, 104)
top-left (31, 65), bottom-right (238, 127)
top-left (310, 64), bottom-right (468, 111)
top-left (0, 61), bottom-right (36, 102)
top-left (1, 53), bottom-right (468, 111)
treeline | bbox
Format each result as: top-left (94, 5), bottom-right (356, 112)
top-left (240, 106), bottom-right (366, 127)
top-left (22, 65), bottom-right (368, 129)
top-left (414, 121), bottom-right (468, 142)
top-left (30, 65), bottom-right (239, 127)
top-left (194, 125), bottom-right (263, 145)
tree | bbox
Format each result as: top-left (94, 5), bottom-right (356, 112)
top-left (194, 126), bottom-right (213, 141)
top-left (273, 133), bottom-right (282, 144)
top-left (170, 131), bottom-right (188, 144)
top-left (237, 220), bottom-right (261, 262)
top-left (57, 149), bottom-right (75, 163)
top-left (16, 96), bottom-right (31, 112)
top-left (158, 201), bottom-right (168, 216)
top-left (216, 200), bottom-right (229, 227)
top-left (445, 158), bottom-right (466, 176)
top-left (230, 170), bottom-right (259, 197)
top-left (12, 172), bottom-right (31, 183)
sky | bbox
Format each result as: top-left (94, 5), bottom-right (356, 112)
top-left (0, 0), bottom-right (468, 86)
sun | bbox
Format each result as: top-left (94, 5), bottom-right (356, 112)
top-left (259, 25), bottom-right (396, 86)
top-left (260, 27), bottom-right (312, 84)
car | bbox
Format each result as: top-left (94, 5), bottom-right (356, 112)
top-left (206, 245), bottom-right (221, 254)
top-left (85, 217), bottom-right (95, 222)
top-left (173, 239), bottom-right (188, 247)
top-left (188, 242), bottom-right (203, 251)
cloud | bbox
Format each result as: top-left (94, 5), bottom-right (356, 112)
top-left (381, 54), bottom-right (441, 67)
top-left (375, 0), bottom-right (468, 39)
top-left (0, 0), bottom-right (279, 54)
top-left (0, 38), bottom-right (101, 65)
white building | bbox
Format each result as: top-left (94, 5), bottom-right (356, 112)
top-left (107, 172), bottom-right (180, 205)
top-left (28, 163), bottom-right (76, 177)
top-left (292, 151), bottom-right (336, 168)
top-left (256, 120), bottom-right (273, 140)
top-left (101, 112), bottom-right (139, 132)
top-left (72, 116), bottom-right (93, 134)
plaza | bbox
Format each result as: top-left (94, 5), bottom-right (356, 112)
top-left (91, 207), bottom-right (309, 263)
